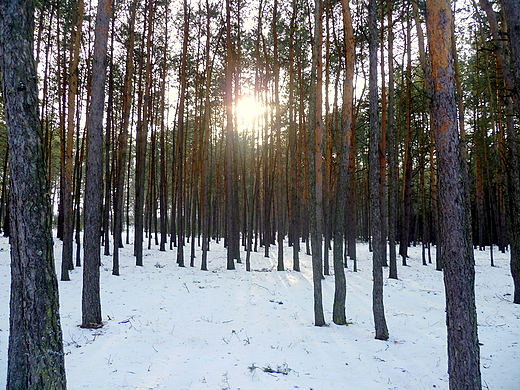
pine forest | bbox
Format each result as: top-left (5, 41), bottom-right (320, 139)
top-left (0, 0), bottom-right (519, 388)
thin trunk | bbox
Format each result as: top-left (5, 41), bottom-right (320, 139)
top-left (225, 0), bottom-right (238, 269)
top-left (387, 0), bottom-right (398, 279)
top-left (379, 6), bottom-right (387, 268)
top-left (272, 0), bottom-right (284, 271)
top-left (288, 0), bottom-right (300, 271)
top-left (159, 3), bottom-right (169, 252)
top-left (82, 0), bottom-right (112, 329)
top-left (322, 0), bottom-right (331, 276)
top-left (201, 0), bottom-right (213, 271)
top-left (113, 0), bottom-right (137, 275)
top-left (333, 0), bottom-right (354, 326)
top-left (61, 0), bottom-right (84, 281)
top-left (399, 10), bottom-right (413, 267)
top-left (176, 0), bottom-right (189, 267)
top-left (311, 0), bottom-right (326, 327)
top-left (134, 0), bottom-right (154, 266)
top-left (103, 12), bottom-right (115, 257)
top-left (369, 0), bottom-right (389, 341)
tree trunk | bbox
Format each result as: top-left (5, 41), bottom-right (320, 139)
top-left (497, 0), bottom-right (520, 304)
top-left (387, 0), bottom-right (398, 279)
top-left (82, 0), bottom-right (112, 329)
top-left (399, 11), bottom-right (413, 266)
top-left (201, 0), bottom-right (213, 271)
top-left (61, 0), bottom-right (84, 281)
top-left (159, 2), bottom-right (169, 253)
top-left (272, 0), bottom-right (284, 271)
top-left (333, 0), bottom-right (354, 326)
top-left (102, 13), bottom-right (115, 257)
top-left (176, 0), bottom-right (190, 268)
top-left (1, 1), bottom-right (67, 387)
top-left (369, 0), bottom-right (389, 341)
top-left (426, 1), bottom-right (481, 388)
top-left (379, 7), bottom-right (388, 268)
top-left (134, 0), bottom-right (153, 266)
top-left (497, 0), bottom-right (520, 114)
top-left (310, 0), bottom-right (326, 327)
top-left (288, 0), bottom-right (300, 272)
top-left (225, 0), bottom-right (239, 269)
top-left (113, 0), bottom-right (137, 275)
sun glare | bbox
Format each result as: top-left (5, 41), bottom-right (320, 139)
top-left (235, 95), bottom-right (264, 132)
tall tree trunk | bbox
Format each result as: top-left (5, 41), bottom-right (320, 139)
top-left (346, 108), bottom-right (357, 268)
top-left (176, 0), bottom-right (190, 267)
top-left (102, 12), bottom-right (115, 257)
top-left (369, 0), bottom-right (389, 341)
top-left (310, 0), bottom-right (326, 327)
top-left (272, 0), bottom-right (284, 271)
top-left (134, 0), bottom-right (154, 266)
top-left (82, 0), bottom-right (112, 329)
top-left (159, 2), bottom-right (169, 253)
top-left (201, 0), bottom-right (213, 271)
top-left (399, 10), bottom-right (413, 266)
top-left (288, 0), bottom-right (300, 272)
top-left (426, 1), bottom-right (481, 388)
top-left (497, 0), bottom-right (520, 114)
top-left (74, 122), bottom-right (86, 267)
top-left (0, 1), bottom-right (67, 387)
top-left (497, 0), bottom-right (520, 303)
top-left (387, 0), bottom-right (398, 279)
top-left (61, 0), bottom-right (84, 281)
top-left (333, 0), bottom-right (354, 326)
top-left (225, 0), bottom-right (239, 269)
top-left (379, 7), bottom-right (388, 268)
top-left (413, 0), bottom-right (438, 268)
top-left (113, 0), bottom-right (137, 275)
top-left (322, 0), bottom-right (331, 277)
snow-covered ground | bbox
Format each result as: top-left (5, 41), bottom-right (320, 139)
top-left (0, 234), bottom-right (519, 389)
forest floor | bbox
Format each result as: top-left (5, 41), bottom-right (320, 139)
top-left (0, 234), bottom-right (519, 389)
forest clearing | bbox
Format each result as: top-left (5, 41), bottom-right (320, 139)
top-left (0, 236), bottom-right (518, 390)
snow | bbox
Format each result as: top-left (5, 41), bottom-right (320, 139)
top-left (0, 235), bottom-right (519, 389)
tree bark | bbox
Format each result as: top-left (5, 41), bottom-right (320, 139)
top-left (0, 0), bottom-right (67, 387)
top-left (311, 0), bottom-right (326, 327)
top-left (369, 0), bottom-right (389, 341)
top-left (497, 0), bottom-right (520, 304)
top-left (273, 0), bottom-right (284, 271)
top-left (82, 0), bottom-right (112, 329)
top-left (333, 0), bottom-right (354, 326)
top-left (225, 0), bottom-right (239, 269)
top-left (113, 0), bottom-right (137, 275)
top-left (497, 0), bottom-right (520, 114)
top-left (288, 0), bottom-right (301, 272)
top-left (176, 0), bottom-right (190, 267)
top-left (387, 0), bottom-right (398, 279)
top-left (201, 0), bottom-right (213, 271)
top-left (61, 0), bottom-right (84, 281)
top-left (425, 1), bottom-right (481, 388)
top-left (399, 10), bottom-right (413, 266)
top-left (159, 2), bottom-right (169, 253)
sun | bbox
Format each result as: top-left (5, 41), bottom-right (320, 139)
top-left (235, 95), bottom-right (265, 132)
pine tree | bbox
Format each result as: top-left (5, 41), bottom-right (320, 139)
top-left (0, 0), bottom-right (67, 387)
top-left (82, 0), bottom-right (113, 329)
top-left (426, 0), bottom-right (481, 387)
